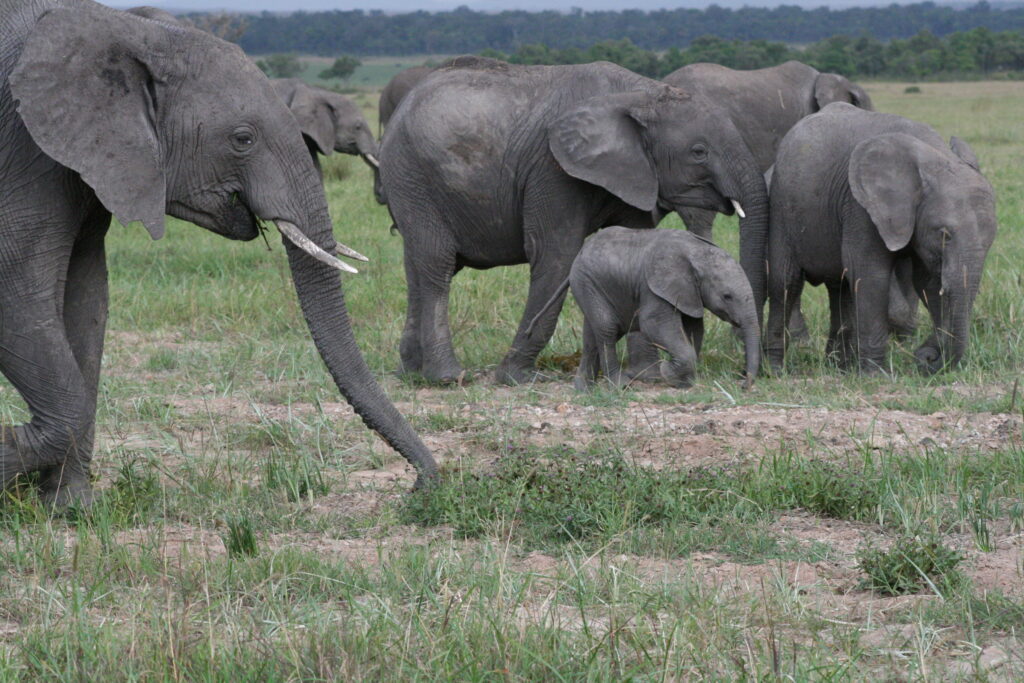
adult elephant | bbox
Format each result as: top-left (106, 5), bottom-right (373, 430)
top-left (271, 78), bottom-right (380, 176)
top-left (764, 104), bottom-right (996, 374)
top-left (662, 60), bottom-right (873, 240)
top-left (378, 65), bottom-right (434, 133)
top-left (381, 58), bottom-right (768, 385)
top-left (0, 0), bottom-right (437, 506)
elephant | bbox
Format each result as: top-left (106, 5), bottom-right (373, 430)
top-left (271, 78), bottom-right (380, 176)
top-left (0, 0), bottom-right (437, 506)
top-left (380, 57), bottom-right (768, 385)
top-left (764, 103), bottom-right (997, 375)
top-left (662, 60), bottom-right (873, 240)
top-left (378, 64), bottom-right (435, 133)
top-left (564, 227), bottom-right (760, 391)
top-left (125, 6), bottom-right (191, 26)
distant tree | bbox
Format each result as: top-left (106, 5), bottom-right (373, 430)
top-left (255, 54), bottom-right (304, 79)
top-left (189, 12), bottom-right (249, 43)
top-left (319, 56), bottom-right (362, 81)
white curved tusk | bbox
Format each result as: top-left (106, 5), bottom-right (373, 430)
top-left (275, 220), bottom-right (358, 274)
top-left (364, 153), bottom-right (380, 168)
top-left (336, 243), bottom-right (369, 262)
top-left (731, 199), bottom-right (746, 219)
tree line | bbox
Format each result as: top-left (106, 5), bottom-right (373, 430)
top-left (227, 2), bottom-right (1024, 58)
top-left (479, 28), bottom-right (1024, 80)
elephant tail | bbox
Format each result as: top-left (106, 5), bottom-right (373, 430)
top-left (525, 277), bottom-right (571, 339)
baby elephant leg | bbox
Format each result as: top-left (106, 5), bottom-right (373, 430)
top-left (623, 331), bottom-right (662, 382)
top-left (639, 300), bottom-right (697, 388)
top-left (574, 319), bottom-right (601, 391)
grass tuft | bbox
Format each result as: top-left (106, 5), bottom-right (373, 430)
top-left (857, 533), bottom-right (964, 596)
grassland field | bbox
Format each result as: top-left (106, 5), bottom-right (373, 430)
top-left (0, 80), bottom-right (1022, 679)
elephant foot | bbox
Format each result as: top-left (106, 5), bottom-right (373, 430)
top-left (858, 357), bottom-right (888, 376)
top-left (623, 363), bottom-right (662, 383)
top-left (39, 481), bottom-right (95, 512)
top-left (659, 361), bottom-right (694, 389)
top-left (495, 363), bottom-right (543, 386)
top-left (573, 374), bottom-right (595, 392)
top-left (914, 344), bottom-right (945, 375)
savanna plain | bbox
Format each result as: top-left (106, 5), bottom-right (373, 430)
top-left (1, 81), bottom-right (1023, 680)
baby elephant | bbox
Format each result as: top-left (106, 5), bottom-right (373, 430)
top-left (568, 227), bottom-right (760, 390)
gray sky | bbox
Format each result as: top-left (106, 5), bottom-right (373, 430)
top-left (107, 1), bottom-right (938, 12)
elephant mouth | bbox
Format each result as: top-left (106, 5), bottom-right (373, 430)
top-left (168, 194), bottom-right (261, 241)
top-left (664, 185), bottom-right (735, 215)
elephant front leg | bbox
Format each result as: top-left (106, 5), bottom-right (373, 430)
top-left (38, 218), bottom-right (110, 508)
top-left (847, 261), bottom-right (894, 374)
top-left (639, 301), bottom-right (697, 388)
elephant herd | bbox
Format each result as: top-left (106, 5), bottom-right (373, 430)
top-left (0, 0), bottom-right (998, 507)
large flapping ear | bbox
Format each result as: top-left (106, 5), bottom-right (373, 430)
top-left (10, 6), bottom-right (171, 240)
top-left (549, 91), bottom-right (658, 211)
top-left (815, 73), bottom-right (872, 110)
top-left (644, 239), bottom-right (704, 318)
top-left (949, 136), bottom-right (981, 172)
top-left (288, 83), bottom-right (337, 156)
top-left (849, 133), bottom-right (923, 252)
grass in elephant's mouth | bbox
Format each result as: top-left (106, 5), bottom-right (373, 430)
top-left (0, 81), bottom-right (1023, 679)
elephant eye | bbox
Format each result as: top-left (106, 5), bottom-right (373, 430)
top-left (230, 129), bottom-right (256, 152)
top-left (690, 143), bottom-right (709, 162)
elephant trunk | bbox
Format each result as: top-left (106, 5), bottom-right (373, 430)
top-left (355, 131), bottom-right (380, 169)
top-left (273, 174), bottom-right (438, 486)
top-left (938, 250), bottom-right (983, 371)
top-left (715, 148), bottom-right (770, 318)
top-left (740, 315), bottom-right (761, 389)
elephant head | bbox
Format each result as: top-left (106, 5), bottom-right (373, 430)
top-left (549, 85), bottom-right (770, 307)
top-left (9, 4), bottom-right (436, 484)
top-left (272, 79), bottom-right (380, 169)
top-left (644, 233), bottom-right (761, 388)
top-left (814, 72), bottom-right (874, 111)
top-left (848, 132), bottom-right (996, 374)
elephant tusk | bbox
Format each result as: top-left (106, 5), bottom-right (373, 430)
top-left (336, 243), bottom-right (369, 262)
top-left (731, 199), bottom-right (746, 219)
top-left (364, 153), bottom-right (380, 168)
top-left (275, 220), bottom-right (358, 274)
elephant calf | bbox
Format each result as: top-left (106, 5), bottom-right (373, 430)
top-left (765, 103), bottom-right (997, 374)
top-left (566, 227), bottom-right (760, 390)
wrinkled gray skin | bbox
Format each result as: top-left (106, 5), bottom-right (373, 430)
top-left (378, 65), bottom-right (435, 134)
top-left (0, 0), bottom-right (437, 506)
top-left (765, 103), bottom-right (996, 375)
top-left (663, 60), bottom-right (873, 240)
top-left (568, 227), bottom-right (760, 391)
top-left (381, 58), bottom-right (768, 385)
top-left (271, 78), bottom-right (379, 176)
top-left (125, 5), bottom-right (191, 26)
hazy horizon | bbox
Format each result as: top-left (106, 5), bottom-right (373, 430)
top-left (106, 1), bottom-right (963, 13)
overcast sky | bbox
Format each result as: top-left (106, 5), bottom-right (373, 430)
top-left (106, 1), bottom-right (941, 12)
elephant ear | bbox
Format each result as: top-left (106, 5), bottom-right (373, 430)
top-left (288, 84), bottom-right (336, 156)
top-left (849, 133), bottom-right (923, 252)
top-left (10, 6), bottom-right (171, 240)
top-left (814, 73), bottom-right (872, 110)
top-left (549, 91), bottom-right (658, 212)
top-left (949, 136), bottom-right (980, 171)
top-left (644, 240), bottom-right (704, 318)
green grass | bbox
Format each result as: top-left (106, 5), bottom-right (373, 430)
top-left (0, 81), bottom-right (1023, 679)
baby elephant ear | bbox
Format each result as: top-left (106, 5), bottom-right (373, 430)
top-left (10, 6), bottom-right (169, 240)
top-left (848, 133), bottom-right (923, 252)
top-left (949, 136), bottom-right (980, 171)
top-left (287, 83), bottom-right (336, 156)
top-left (644, 239), bottom-right (704, 318)
top-left (549, 91), bottom-right (658, 212)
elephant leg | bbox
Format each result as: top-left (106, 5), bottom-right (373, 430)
top-left (825, 283), bottom-right (855, 370)
top-left (402, 229), bottom-right (463, 384)
top-left (0, 259), bottom-right (93, 503)
top-left (37, 216), bottom-right (110, 507)
top-left (912, 262), bottom-right (946, 374)
top-left (639, 300), bottom-right (697, 388)
top-left (396, 247), bottom-right (424, 375)
top-left (682, 317), bottom-right (704, 357)
top-left (764, 253), bottom-right (803, 373)
top-left (623, 331), bottom-right (661, 382)
top-left (678, 207), bottom-right (716, 241)
top-left (786, 300), bottom-right (812, 344)
top-left (846, 249), bottom-right (894, 374)
top-left (574, 319), bottom-right (601, 391)
top-left (888, 258), bottom-right (918, 340)
top-left (497, 222), bottom-right (586, 385)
